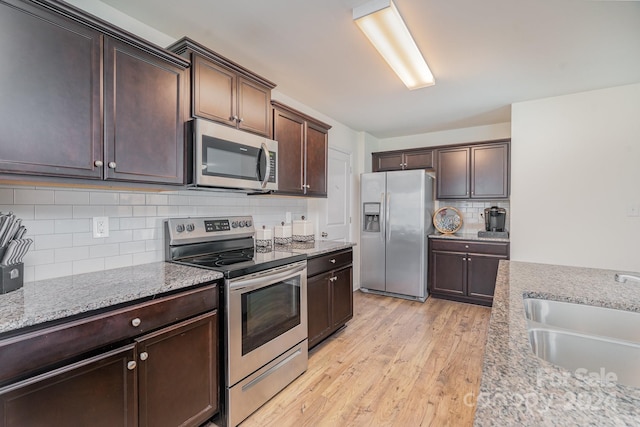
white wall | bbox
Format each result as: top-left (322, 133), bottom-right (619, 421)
top-left (511, 83), bottom-right (640, 271)
top-left (377, 123), bottom-right (511, 151)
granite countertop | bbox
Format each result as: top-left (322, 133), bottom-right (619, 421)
top-left (429, 232), bottom-right (510, 242)
top-left (0, 262), bottom-right (222, 336)
top-left (287, 240), bottom-right (356, 256)
top-left (474, 261), bottom-right (640, 426)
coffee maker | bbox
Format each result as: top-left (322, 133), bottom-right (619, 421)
top-left (478, 206), bottom-right (508, 238)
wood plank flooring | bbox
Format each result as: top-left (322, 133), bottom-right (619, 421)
top-left (239, 291), bottom-right (491, 427)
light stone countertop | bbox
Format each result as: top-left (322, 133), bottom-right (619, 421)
top-left (474, 261), bottom-right (640, 426)
top-left (0, 242), bottom-right (357, 337)
top-left (0, 262), bottom-right (222, 336)
top-left (429, 232), bottom-right (510, 243)
top-left (287, 240), bottom-right (356, 257)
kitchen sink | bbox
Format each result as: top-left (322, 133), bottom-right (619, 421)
top-left (523, 298), bottom-right (640, 388)
top-left (523, 298), bottom-right (640, 343)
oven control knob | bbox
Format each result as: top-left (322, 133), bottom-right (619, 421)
top-left (245, 220), bottom-right (252, 227)
top-left (231, 221), bottom-right (238, 228)
top-left (238, 221), bottom-right (246, 228)
top-left (186, 223), bottom-right (195, 232)
top-left (176, 224), bottom-right (185, 233)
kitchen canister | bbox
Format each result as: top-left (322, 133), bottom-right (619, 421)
top-left (256, 225), bottom-right (273, 247)
top-left (292, 216), bottom-right (314, 242)
top-left (274, 222), bottom-right (292, 246)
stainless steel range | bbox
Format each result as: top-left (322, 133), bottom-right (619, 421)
top-left (165, 216), bottom-right (308, 427)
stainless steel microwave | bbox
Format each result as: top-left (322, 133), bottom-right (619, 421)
top-left (191, 118), bottom-right (278, 192)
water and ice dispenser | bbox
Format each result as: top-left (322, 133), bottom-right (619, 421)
top-left (363, 203), bottom-right (381, 232)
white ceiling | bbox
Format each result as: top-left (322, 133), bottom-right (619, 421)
top-left (99, 0), bottom-right (640, 139)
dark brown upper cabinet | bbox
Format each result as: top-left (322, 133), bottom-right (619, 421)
top-left (372, 148), bottom-right (434, 172)
top-left (272, 101), bottom-right (331, 197)
top-left (168, 37), bottom-right (276, 138)
top-left (0, 0), bottom-right (189, 186)
top-left (436, 141), bottom-right (509, 199)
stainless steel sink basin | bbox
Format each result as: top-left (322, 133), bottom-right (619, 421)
top-left (524, 298), bottom-right (640, 343)
top-left (528, 328), bottom-right (640, 388)
top-left (523, 298), bottom-right (640, 388)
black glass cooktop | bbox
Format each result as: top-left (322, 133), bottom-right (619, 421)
top-left (177, 247), bottom-right (306, 279)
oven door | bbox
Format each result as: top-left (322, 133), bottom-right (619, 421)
top-left (227, 261), bottom-right (307, 386)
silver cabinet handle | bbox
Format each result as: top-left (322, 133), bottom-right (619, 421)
top-left (231, 115), bottom-right (239, 122)
top-left (238, 117), bottom-right (244, 123)
top-left (463, 258), bottom-right (467, 261)
top-left (321, 232), bottom-right (328, 238)
top-left (94, 160), bottom-right (103, 167)
top-left (108, 162), bottom-right (116, 169)
top-left (465, 245), bottom-right (469, 249)
top-left (131, 318), bottom-right (141, 327)
top-left (127, 361), bottom-right (137, 370)
top-left (330, 259), bottom-right (336, 263)
top-left (139, 352), bottom-right (148, 361)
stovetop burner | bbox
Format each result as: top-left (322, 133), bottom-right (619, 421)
top-left (165, 216), bottom-right (306, 279)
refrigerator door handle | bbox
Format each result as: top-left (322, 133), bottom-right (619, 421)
top-left (386, 192), bottom-right (391, 242)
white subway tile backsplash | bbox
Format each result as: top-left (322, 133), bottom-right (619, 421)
top-left (119, 193), bottom-right (146, 205)
top-left (104, 254), bottom-right (133, 270)
top-left (22, 220), bottom-right (55, 235)
top-left (90, 192), bottom-right (119, 205)
top-left (14, 189), bottom-right (55, 205)
top-left (55, 219), bottom-right (91, 234)
top-left (89, 244), bottom-right (120, 259)
top-left (35, 233), bottom-right (73, 250)
top-left (3, 186), bottom-right (306, 282)
top-left (104, 206), bottom-right (133, 217)
top-left (120, 241), bottom-right (146, 255)
top-left (73, 205), bottom-right (105, 218)
top-left (55, 247), bottom-right (90, 263)
top-left (133, 206), bottom-right (156, 217)
top-left (0, 189), bottom-right (14, 204)
top-left (73, 258), bottom-right (105, 275)
top-left (35, 205), bottom-right (72, 220)
top-left (55, 191), bottom-right (90, 205)
top-left (35, 262), bottom-right (72, 281)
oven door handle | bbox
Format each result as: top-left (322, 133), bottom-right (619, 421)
top-left (229, 262), bottom-right (306, 293)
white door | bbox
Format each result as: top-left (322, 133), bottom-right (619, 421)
top-left (315, 148), bottom-right (351, 242)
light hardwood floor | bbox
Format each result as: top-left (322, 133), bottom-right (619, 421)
top-left (238, 291), bottom-right (492, 427)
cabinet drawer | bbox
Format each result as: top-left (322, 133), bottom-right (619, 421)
top-left (430, 239), bottom-right (509, 256)
top-left (307, 249), bottom-right (353, 277)
top-left (0, 283), bottom-right (218, 385)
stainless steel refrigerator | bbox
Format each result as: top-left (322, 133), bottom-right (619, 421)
top-left (360, 170), bottom-right (434, 301)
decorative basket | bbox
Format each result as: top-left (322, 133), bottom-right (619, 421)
top-left (433, 207), bottom-right (463, 234)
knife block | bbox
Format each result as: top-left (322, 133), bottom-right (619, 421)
top-left (1, 263), bottom-right (24, 294)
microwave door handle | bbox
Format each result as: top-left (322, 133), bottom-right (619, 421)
top-left (259, 142), bottom-right (271, 189)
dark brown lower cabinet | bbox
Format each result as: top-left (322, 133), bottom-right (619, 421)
top-left (137, 312), bottom-right (218, 427)
top-left (0, 285), bottom-right (219, 427)
top-left (307, 249), bottom-right (353, 349)
top-left (428, 238), bottom-right (509, 306)
top-left (0, 345), bottom-right (137, 427)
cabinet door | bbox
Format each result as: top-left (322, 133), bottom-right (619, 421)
top-left (136, 311), bottom-right (218, 427)
top-left (404, 149), bottom-right (434, 170)
top-left (373, 152), bottom-right (404, 172)
top-left (466, 254), bottom-right (507, 302)
top-left (331, 267), bottom-right (353, 329)
top-left (436, 147), bottom-right (470, 199)
top-left (273, 108), bottom-right (305, 194)
top-left (430, 250), bottom-right (466, 296)
top-left (305, 122), bottom-right (328, 197)
top-left (0, 345), bottom-right (136, 427)
top-left (0, 0), bottom-right (102, 179)
top-left (471, 143), bottom-right (509, 198)
top-left (307, 272), bottom-right (331, 349)
top-left (237, 76), bottom-right (271, 136)
top-left (193, 54), bottom-right (236, 127)
top-left (104, 37), bottom-right (186, 184)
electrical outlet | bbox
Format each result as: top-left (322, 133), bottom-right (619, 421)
top-left (627, 205), bottom-right (640, 217)
top-left (93, 216), bottom-right (109, 238)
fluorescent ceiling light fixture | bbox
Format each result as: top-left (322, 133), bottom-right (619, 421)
top-left (353, 0), bottom-right (435, 90)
